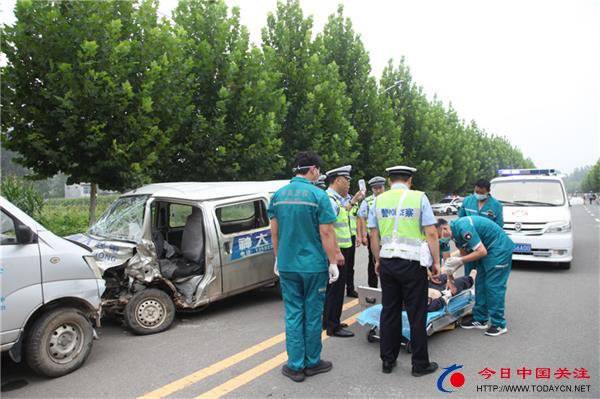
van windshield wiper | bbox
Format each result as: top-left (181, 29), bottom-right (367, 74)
top-left (498, 200), bottom-right (522, 206)
top-left (513, 200), bottom-right (557, 206)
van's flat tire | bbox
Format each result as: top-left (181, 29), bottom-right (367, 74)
top-left (25, 308), bottom-right (94, 378)
top-left (124, 289), bottom-right (175, 335)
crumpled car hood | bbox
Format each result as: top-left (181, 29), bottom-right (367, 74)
top-left (67, 233), bottom-right (137, 272)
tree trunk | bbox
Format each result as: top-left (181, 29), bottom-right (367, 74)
top-left (89, 182), bottom-right (97, 227)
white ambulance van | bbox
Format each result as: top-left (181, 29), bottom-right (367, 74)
top-left (490, 169), bottom-right (573, 269)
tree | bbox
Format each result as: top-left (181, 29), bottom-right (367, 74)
top-left (581, 160), bottom-right (600, 192)
top-left (1, 0), bottom-right (175, 223)
top-left (262, 0), bottom-right (357, 173)
top-left (154, 0), bottom-right (286, 182)
top-left (317, 5), bottom-right (401, 178)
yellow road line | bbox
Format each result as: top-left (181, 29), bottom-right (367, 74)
top-left (138, 299), bottom-right (359, 399)
top-left (195, 311), bottom-right (362, 399)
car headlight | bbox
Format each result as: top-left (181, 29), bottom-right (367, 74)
top-left (545, 221), bottom-right (571, 234)
top-left (83, 255), bottom-right (104, 279)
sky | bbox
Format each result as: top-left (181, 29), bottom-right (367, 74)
top-left (1, 0), bottom-right (599, 174)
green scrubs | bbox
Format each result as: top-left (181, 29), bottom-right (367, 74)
top-left (458, 194), bottom-right (504, 275)
top-left (451, 216), bottom-right (514, 328)
top-left (268, 176), bottom-right (336, 371)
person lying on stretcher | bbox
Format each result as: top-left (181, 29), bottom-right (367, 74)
top-left (426, 265), bottom-right (477, 312)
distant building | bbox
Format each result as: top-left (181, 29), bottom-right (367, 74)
top-left (64, 183), bottom-right (116, 198)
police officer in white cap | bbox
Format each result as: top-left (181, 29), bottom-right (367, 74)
top-left (323, 165), bottom-right (364, 337)
top-left (357, 176), bottom-right (387, 288)
top-left (314, 174), bottom-right (327, 190)
top-left (367, 166), bottom-right (441, 375)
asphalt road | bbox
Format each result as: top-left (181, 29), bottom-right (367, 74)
top-left (2, 205), bottom-right (599, 398)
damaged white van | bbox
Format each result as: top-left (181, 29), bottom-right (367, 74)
top-left (69, 181), bottom-right (287, 335)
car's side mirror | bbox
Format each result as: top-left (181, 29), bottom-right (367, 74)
top-left (15, 224), bottom-right (36, 244)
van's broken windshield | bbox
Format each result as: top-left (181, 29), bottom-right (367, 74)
top-left (89, 195), bottom-right (149, 242)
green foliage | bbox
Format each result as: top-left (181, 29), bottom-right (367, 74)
top-left (1, 0), bottom-right (176, 222)
top-left (0, 176), bottom-right (44, 219)
top-left (2, 0), bottom-right (535, 199)
top-left (262, 0), bottom-right (357, 173)
top-left (565, 165), bottom-right (592, 193)
top-left (581, 160), bottom-right (600, 193)
top-left (40, 195), bottom-right (118, 236)
top-left (154, 0), bottom-right (286, 181)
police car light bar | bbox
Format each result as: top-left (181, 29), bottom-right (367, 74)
top-left (497, 169), bottom-right (558, 176)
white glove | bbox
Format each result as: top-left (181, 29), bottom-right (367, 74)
top-left (274, 257), bottom-right (279, 276)
top-left (328, 263), bottom-right (339, 284)
top-left (443, 256), bottom-right (463, 274)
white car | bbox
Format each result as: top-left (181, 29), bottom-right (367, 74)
top-left (1, 197), bottom-right (105, 377)
top-left (431, 197), bottom-right (463, 215)
top-left (491, 169), bottom-right (573, 269)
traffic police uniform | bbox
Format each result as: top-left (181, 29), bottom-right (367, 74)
top-left (358, 176), bottom-right (386, 288)
top-left (450, 216), bottom-right (514, 328)
top-left (345, 193), bottom-right (360, 296)
top-left (314, 174), bottom-right (327, 190)
top-left (268, 175), bottom-right (337, 372)
top-left (323, 166), bottom-right (353, 335)
top-left (367, 166), bottom-right (437, 370)
top-left (457, 193), bottom-right (504, 275)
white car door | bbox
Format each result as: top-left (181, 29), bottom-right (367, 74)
top-left (0, 207), bottom-right (43, 346)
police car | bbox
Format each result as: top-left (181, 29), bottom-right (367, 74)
top-left (491, 169), bottom-right (573, 269)
top-left (431, 197), bottom-right (463, 215)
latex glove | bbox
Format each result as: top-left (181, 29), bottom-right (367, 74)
top-left (274, 257), bottom-right (279, 276)
top-left (443, 256), bottom-right (463, 274)
top-left (328, 263), bottom-right (339, 284)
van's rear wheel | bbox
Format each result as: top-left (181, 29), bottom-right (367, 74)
top-left (25, 308), bottom-right (94, 377)
top-left (124, 289), bottom-right (175, 335)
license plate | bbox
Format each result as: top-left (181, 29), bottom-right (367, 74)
top-left (513, 243), bottom-right (531, 253)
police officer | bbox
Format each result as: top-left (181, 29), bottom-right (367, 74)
top-left (345, 188), bottom-right (361, 298)
top-left (323, 165), bottom-right (363, 337)
top-left (368, 166), bottom-right (440, 375)
top-left (439, 215), bottom-right (514, 336)
top-left (314, 174), bottom-right (327, 190)
top-left (357, 176), bottom-right (386, 288)
top-left (269, 151), bottom-right (344, 382)
top-left (458, 179), bottom-right (504, 275)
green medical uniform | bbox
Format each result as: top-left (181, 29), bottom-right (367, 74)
top-left (458, 194), bottom-right (504, 275)
top-left (450, 216), bottom-right (514, 328)
top-left (268, 176), bottom-right (336, 371)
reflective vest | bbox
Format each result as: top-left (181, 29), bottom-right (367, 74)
top-left (375, 189), bottom-right (425, 260)
top-left (330, 195), bottom-right (353, 249)
top-left (365, 195), bottom-right (376, 218)
top-left (349, 203), bottom-right (358, 236)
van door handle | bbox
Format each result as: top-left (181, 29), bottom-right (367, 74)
top-left (224, 242), bottom-right (231, 254)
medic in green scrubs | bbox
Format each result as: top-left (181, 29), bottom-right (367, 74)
top-left (458, 179), bottom-right (504, 276)
top-left (438, 216), bottom-right (514, 337)
top-left (268, 151), bottom-right (343, 383)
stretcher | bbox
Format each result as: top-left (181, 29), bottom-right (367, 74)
top-left (356, 285), bottom-right (475, 352)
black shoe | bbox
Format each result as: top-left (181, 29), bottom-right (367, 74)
top-left (331, 327), bottom-right (354, 337)
top-left (304, 360), bottom-right (333, 376)
top-left (281, 365), bottom-right (305, 382)
top-left (382, 360), bottom-right (397, 374)
top-left (347, 290), bottom-right (359, 298)
top-left (485, 325), bottom-right (508, 336)
top-left (460, 318), bottom-right (488, 330)
top-left (412, 362), bottom-right (439, 377)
